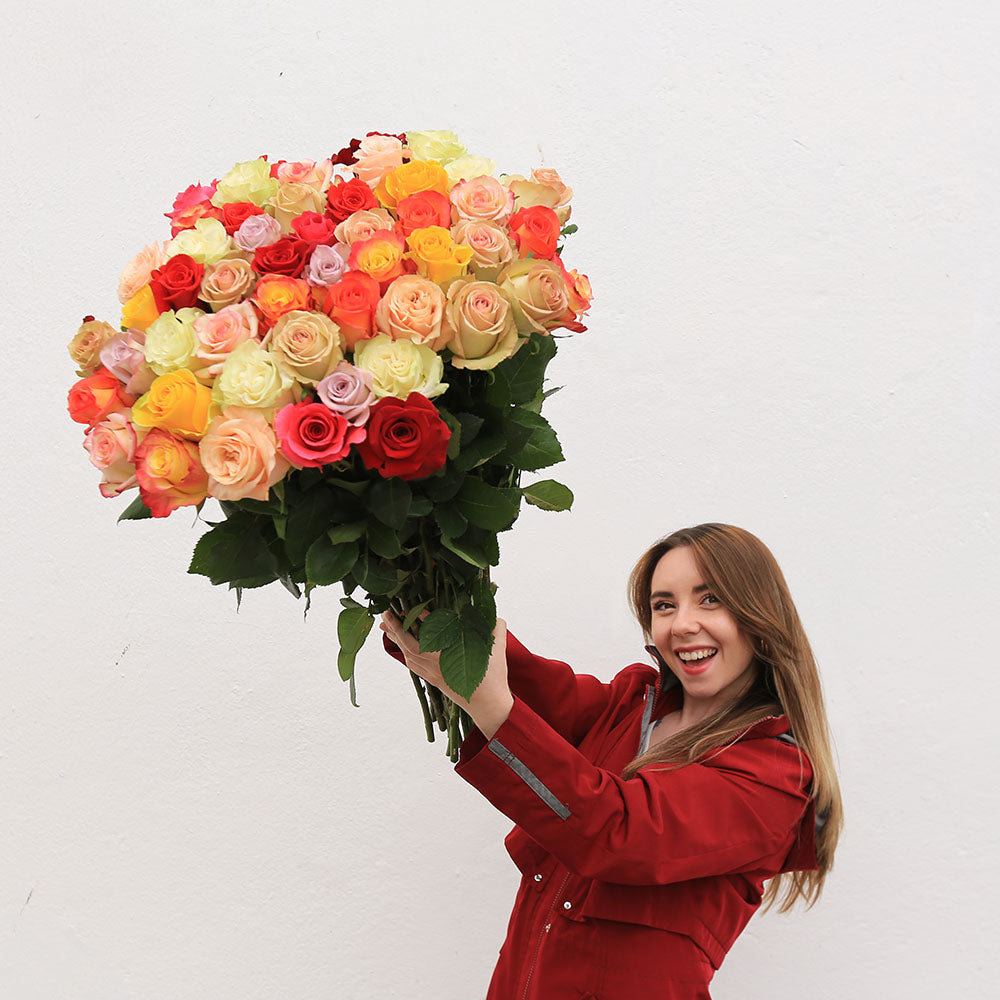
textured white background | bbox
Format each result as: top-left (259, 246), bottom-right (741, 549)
top-left (2, 1), bottom-right (998, 997)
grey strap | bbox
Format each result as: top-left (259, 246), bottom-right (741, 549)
top-left (488, 739), bottom-right (571, 820)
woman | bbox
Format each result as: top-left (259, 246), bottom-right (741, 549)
top-left (380, 523), bottom-right (842, 999)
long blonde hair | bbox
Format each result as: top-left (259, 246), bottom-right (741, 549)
top-left (624, 523), bottom-right (842, 911)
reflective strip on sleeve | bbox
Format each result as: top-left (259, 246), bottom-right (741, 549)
top-left (488, 739), bottom-right (571, 820)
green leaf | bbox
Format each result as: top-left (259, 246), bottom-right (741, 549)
top-left (284, 485), bottom-right (337, 568)
top-left (487, 333), bottom-right (558, 406)
top-left (188, 516), bottom-right (280, 588)
top-left (366, 518), bottom-right (403, 559)
top-left (401, 600), bottom-right (432, 632)
top-left (118, 494), bottom-right (152, 521)
top-left (467, 574), bottom-right (497, 634)
top-left (455, 432), bottom-right (507, 472)
top-left (337, 602), bottom-right (374, 681)
top-left (325, 476), bottom-right (368, 497)
top-left (441, 409), bottom-right (463, 461)
top-left (522, 479), bottom-right (574, 512)
top-left (456, 478), bottom-right (521, 532)
top-left (353, 548), bottom-right (398, 595)
top-left (439, 625), bottom-right (493, 701)
top-left (328, 521), bottom-right (365, 544)
top-left (418, 609), bottom-right (462, 653)
top-left (305, 537), bottom-right (359, 587)
top-left (433, 503), bottom-right (467, 539)
top-left (370, 478), bottom-right (412, 529)
top-left (408, 494), bottom-right (433, 517)
top-left (560, 223), bottom-right (579, 237)
top-left (440, 532), bottom-right (490, 569)
top-left (456, 411), bottom-right (485, 445)
top-left (505, 408), bottom-right (564, 471)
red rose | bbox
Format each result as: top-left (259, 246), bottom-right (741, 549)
top-left (252, 236), bottom-right (312, 277)
top-left (326, 176), bottom-right (378, 222)
top-left (396, 190), bottom-right (452, 236)
top-left (273, 401), bottom-right (365, 469)
top-left (221, 201), bottom-right (266, 235)
top-left (68, 367), bottom-right (136, 426)
top-left (291, 211), bottom-right (338, 248)
top-left (318, 270), bottom-right (381, 350)
top-left (331, 138), bottom-right (362, 166)
top-left (356, 394), bottom-right (451, 481)
top-left (508, 205), bottom-right (561, 260)
top-left (148, 253), bottom-right (205, 312)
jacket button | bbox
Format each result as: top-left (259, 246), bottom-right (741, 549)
top-left (563, 901), bottom-right (572, 910)
top-left (533, 874), bottom-right (543, 882)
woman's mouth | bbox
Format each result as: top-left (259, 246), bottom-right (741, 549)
top-left (676, 648), bottom-right (717, 675)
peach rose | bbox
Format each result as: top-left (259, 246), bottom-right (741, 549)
top-left (442, 279), bottom-right (520, 370)
top-left (497, 258), bottom-right (574, 334)
top-left (131, 368), bottom-right (215, 440)
top-left (200, 257), bottom-right (256, 310)
top-left (348, 229), bottom-right (408, 291)
top-left (333, 208), bottom-right (396, 247)
top-left (199, 406), bottom-right (290, 502)
top-left (265, 310), bottom-right (344, 386)
top-left (375, 159), bottom-right (450, 210)
top-left (118, 242), bottom-right (168, 304)
top-left (449, 176), bottom-right (515, 225)
top-left (69, 319), bottom-right (119, 376)
top-left (504, 172), bottom-right (572, 224)
top-left (192, 302), bottom-right (260, 379)
top-left (134, 428), bottom-right (209, 517)
top-left (276, 158), bottom-right (333, 191)
top-left (252, 273), bottom-right (313, 327)
top-left (405, 226), bottom-right (473, 285)
top-left (375, 275), bottom-right (448, 351)
top-left (451, 220), bottom-right (516, 282)
top-left (352, 135), bottom-right (407, 187)
top-left (270, 182), bottom-right (327, 233)
top-left (83, 411), bottom-right (144, 497)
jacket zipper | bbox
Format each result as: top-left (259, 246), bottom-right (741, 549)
top-left (702, 715), bottom-right (782, 762)
top-left (520, 870), bottom-right (571, 1000)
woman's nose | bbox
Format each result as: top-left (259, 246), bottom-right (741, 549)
top-left (671, 608), bottom-right (700, 636)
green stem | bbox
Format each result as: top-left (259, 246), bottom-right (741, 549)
top-left (410, 671), bottom-right (435, 743)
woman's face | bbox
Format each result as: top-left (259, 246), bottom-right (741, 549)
top-left (649, 546), bottom-right (757, 715)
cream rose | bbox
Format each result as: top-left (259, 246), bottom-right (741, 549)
top-left (352, 135), bottom-right (407, 187)
top-left (333, 208), bottom-right (396, 247)
top-left (406, 130), bottom-right (466, 165)
top-left (144, 307), bottom-right (204, 375)
top-left (265, 310), bottom-right (344, 386)
top-left (449, 176), bottom-right (514, 225)
top-left (504, 172), bottom-right (573, 224)
top-left (212, 340), bottom-right (295, 413)
top-left (118, 242), bottom-right (167, 304)
top-left (444, 155), bottom-right (498, 185)
top-left (451, 220), bottom-right (516, 282)
top-left (200, 257), bottom-right (256, 310)
top-left (353, 333), bottom-right (447, 400)
top-left (497, 259), bottom-right (573, 334)
top-left (270, 181), bottom-right (327, 233)
top-left (211, 158), bottom-right (279, 208)
top-left (69, 319), bottom-right (119, 376)
top-left (199, 406), bottom-right (290, 502)
top-left (374, 275), bottom-right (448, 351)
top-left (166, 218), bottom-right (233, 266)
top-left (192, 302), bottom-right (260, 379)
top-left (442, 279), bottom-right (520, 370)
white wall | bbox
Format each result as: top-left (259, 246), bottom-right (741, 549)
top-left (2, 1), bottom-right (997, 996)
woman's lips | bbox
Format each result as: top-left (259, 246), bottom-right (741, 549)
top-left (678, 651), bottom-right (717, 675)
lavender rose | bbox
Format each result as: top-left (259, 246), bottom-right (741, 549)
top-left (316, 362), bottom-right (375, 427)
top-left (306, 244), bottom-right (349, 288)
top-left (234, 213), bottom-right (282, 252)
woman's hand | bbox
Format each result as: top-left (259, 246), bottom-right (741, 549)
top-left (380, 613), bottom-right (514, 739)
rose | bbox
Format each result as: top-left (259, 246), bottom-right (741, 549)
top-left (200, 257), bottom-right (256, 310)
top-left (331, 138), bottom-right (361, 167)
top-left (252, 273), bottom-right (313, 326)
top-left (143, 307), bottom-right (203, 375)
top-left (497, 258), bottom-right (575, 334)
top-left (326, 176), bottom-right (379, 222)
top-left (396, 190), bottom-right (451, 237)
top-left (530, 167), bottom-right (573, 213)
top-left (100, 329), bottom-right (156, 396)
top-left (221, 201), bottom-right (266, 235)
top-left (118, 242), bottom-right (167, 303)
top-left (276, 158), bottom-right (333, 190)
top-left (333, 208), bottom-right (396, 247)
top-left (134, 428), bottom-right (209, 517)
top-left (83, 411), bottom-right (143, 497)
top-left (69, 318), bottom-right (118, 376)
top-left (271, 182), bottom-right (326, 232)
top-left (375, 159), bottom-right (450, 210)
top-left (68, 367), bottom-right (136, 426)
top-left (253, 237), bottom-right (312, 277)
top-left (374, 275), bottom-right (448, 351)
top-left (148, 253), bottom-right (205, 312)
top-left (131, 368), bottom-right (214, 440)
top-left (442, 279), bottom-right (520, 370)
top-left (451, 220), bottom-right (516, 281)
top-left (507, 205), bottom-right (561, 260)
top-left (348, 229), bottom-right (408, 291)
top-left (235, 213), bottom-right (283, 252)
top-left (449, 176), bottom-right (514, 225)
top-left (504, 172), bottom-right (572, 223)
top-left (273, 400), bottom-right (365, 468)
top-left (165, 183), bottom-right (220, 236)
top-left (317, 271), bottom-right (380, 350)
top-left (211, 158), bottom-right (279, 208)
top-left (356, 393), bottom-right (451, 480)
top-left (316, 362), bottom-right (374, 427)
top-left (121, 285), bottom-right (160, 332)
top-left (406, 130), bottom-right (466, 165)
top-left (553, 253), bottom-right (593, 320)
top-left (305, 244), bottom-right (348, 289)
top-left (212, 340), bottom-right (295, 414)
top-left (266, 310), bottom-right (344, 386)
top-left (166, 218), bottom-right (232, 266)
top-left (405, 226), bottom-right (473, 284)
top-left (199, 406), bottom-right (291, 501)
top-left (192, 302), bottom-right (260, 378)
top-left (353, 333), bottom-right (447, 400)
top-left (444, 155), bottom-right (497, 185)
top-left (291, 211), bottom-right (337, 248)
top-left (352, 135), bottom-right (407, 187)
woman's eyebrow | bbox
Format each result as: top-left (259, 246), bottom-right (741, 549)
top-left (650, 583), bottom-right (710, 599)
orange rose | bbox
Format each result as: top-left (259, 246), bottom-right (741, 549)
top-left (252, 273), bottom-right (313, 327)
top-left (318, 271), bottom-right (381, 350)
top-left (348, 229), bottom-right (408, 292)
top-left (405, 226), bottom-right (473, 285)
top-left (131, 369), bottom-right (215, 440)
top-left (375, 159), bottom-right (450, 210)
top-left (396, 191), bottom-right (451, 237)
top-left (134, 428), bottom-right (209, 517)
top-left (508, 205), bottom-right (561, 260)
top-left (68, 367), bottom-right (136, 426)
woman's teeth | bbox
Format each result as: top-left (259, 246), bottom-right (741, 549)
top-left (677, 648), bottom-right (717, 661)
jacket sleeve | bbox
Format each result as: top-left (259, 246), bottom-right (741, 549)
top-left (382, 629), bottom-right (616, 747)
top-left (455, 695), bottom-right (814, 886)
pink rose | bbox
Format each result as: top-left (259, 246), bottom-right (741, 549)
top-left (199, 406), bottom-right (291, 502)
top-left (316, 362), bottom-right (375, 427)
top-left (352, 135), bottom-right (407, 187)
top-left (276, 158), bottom-right (333, 190)
top-left (83, 412), bottom-right (145, 497)
top-left (449, 176), bottom-right (515, 225)
top-left (274, 401), bottom-right (365, 468)
top-left (193, 302), bottom-right (260, 378)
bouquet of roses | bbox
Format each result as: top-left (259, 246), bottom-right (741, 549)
top-left (67, 130), bottom-right (592, 759)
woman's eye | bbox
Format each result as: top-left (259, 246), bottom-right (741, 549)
top-left (703, 594), bottom-right (720, 605)
top-left (651, 600), bottom-right (673, 612)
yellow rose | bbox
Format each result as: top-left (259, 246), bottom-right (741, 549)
top-left (270, 181), bottom-right (326, 233)
top-left (132, 368), bottom-right (215, 440)
top-left (266, 310), bottom-right (344, 386)
top-left (121, 285), bottom-right (160, 332)
top-left (442, 279), bottom-right (520, 371)
top-left (353, 333), bottom-right (447, 400)
top-left (211, 158), bottom-right (280, 208)
top-left (375, 159), bottom-right (450, 210)
top-left (405, 226), bottom-right (473, 285)
top-left (144, 307), bottom-right (204, 376)
top-left (68, 319), bottom-right (118, 376)
top-left (406, 130), bottom-right (466, 165)
top-left (212, 340), bottom-right (295, 414)
top-left (444, 155), bottom-right (498, 185)
top-left (165, 218), bottom-right (233, 266)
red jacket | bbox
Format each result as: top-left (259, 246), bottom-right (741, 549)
top-left (389, 630), bottom-right (818, 999)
